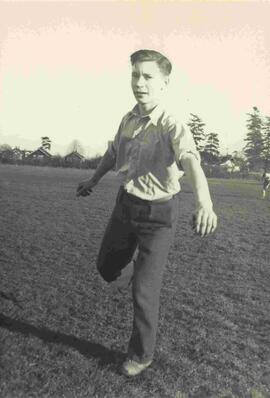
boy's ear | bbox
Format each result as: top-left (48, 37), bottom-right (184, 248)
top-left (164, 76), bottom-right (170, 86)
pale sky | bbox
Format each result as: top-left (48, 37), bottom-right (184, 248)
top-left (0, 0), bottom-right (270, 156)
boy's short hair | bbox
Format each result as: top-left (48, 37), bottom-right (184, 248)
top-left (130, 49), bottom-right (172, 76)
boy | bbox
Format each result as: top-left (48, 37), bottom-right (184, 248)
top-left (77, 49), bottom-right (217, 377)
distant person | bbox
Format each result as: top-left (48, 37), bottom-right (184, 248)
top-left (76, 49), bottom-right (217, 377)
top-left (262, 171), bottom-right (270, 199)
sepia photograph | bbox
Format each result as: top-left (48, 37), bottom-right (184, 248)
top-left (0, 1), bottom-right (269, 397)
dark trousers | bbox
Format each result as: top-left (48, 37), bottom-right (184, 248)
top-left (96, 186), bottom-right (179, 363)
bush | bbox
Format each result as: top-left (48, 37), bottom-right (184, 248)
top-left (82, 156), bottom-right (102, 169)
top-left (0, 155), bottom-right (104, 170)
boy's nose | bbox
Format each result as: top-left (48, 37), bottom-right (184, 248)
top-left (136, 76), bottom-right (145, 87)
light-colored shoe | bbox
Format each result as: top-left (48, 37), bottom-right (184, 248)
top-left (121, 359), bottom-right (153, 377)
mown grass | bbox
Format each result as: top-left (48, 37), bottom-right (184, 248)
top-left (0, 164), bottom-right (270, 398)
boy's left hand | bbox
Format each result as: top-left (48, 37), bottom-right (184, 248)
top-left (192, 206), bottom-right (217, 237)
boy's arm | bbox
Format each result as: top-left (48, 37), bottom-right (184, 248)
top-left (76, 149), bottom-right (116, 197)
top-left (181, 153), bottom-right (217, 237)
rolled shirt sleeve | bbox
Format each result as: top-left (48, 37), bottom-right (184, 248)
top-left (168, 121), bottom-right (200, 170)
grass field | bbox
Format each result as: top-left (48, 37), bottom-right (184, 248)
top-left (1, 164), bottom-right (270, 398)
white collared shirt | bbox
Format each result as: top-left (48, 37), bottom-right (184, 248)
top-left (108, 104), bottom-right (200, 200)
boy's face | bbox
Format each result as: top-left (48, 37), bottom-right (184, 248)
top-left (131, 61), bottom-right (169, 110)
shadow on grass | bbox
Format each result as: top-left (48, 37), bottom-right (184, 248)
top-left (0, 313), bottom-right (125, 367)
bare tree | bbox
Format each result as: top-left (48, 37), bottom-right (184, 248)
top-left (67, 139), bottom-right (84, 155)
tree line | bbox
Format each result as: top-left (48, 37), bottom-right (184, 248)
top-left (0, 106), bottom-right (269, 176)
top-left (187, 106), bottom-right (270, 171)
top-left (0, 137), bottom-right (102, 169)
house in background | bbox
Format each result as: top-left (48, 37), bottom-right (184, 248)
top-left (64, 151), bottom-right (84, 167)
top-left (219, 159), bottom-right (240, 173)
top-left (27, 147), bottom-right (52, 160)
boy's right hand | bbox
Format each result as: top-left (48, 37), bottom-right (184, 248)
top-left (76, 179), bottom-right (96, 197)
